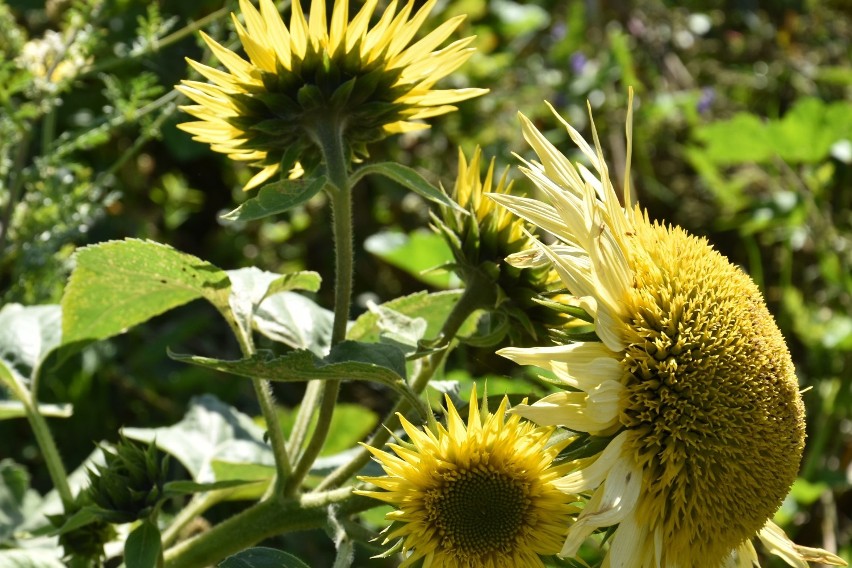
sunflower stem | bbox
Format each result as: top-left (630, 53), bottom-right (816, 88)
top-left (285, 116), bottom-right (352, 496)
top-left (162, 488), bottom-right (375, 568)
top-left (314, 284), bottom-right (482, 491)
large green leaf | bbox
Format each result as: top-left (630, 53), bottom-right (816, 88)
top-left (254, 292), bottom-right (333, 356)
top-left (170, 342), bottom-right (425, 417)
top-left (364, 230), bottom-right (456, 289)
top-left (219, 547), bottom-right (310, 568)
top-left (61, 239), bottom-right (230, 344)
top-left (0, 304), bottom-right (61, 379)
top-left (220, 175), bottom-right (327, 222)
top-left (122, 395), bottom-right (273, 481)
top-left (348, 290), bottom-right (468, 343)
top-left (226, 268), bottom-right (322, 347)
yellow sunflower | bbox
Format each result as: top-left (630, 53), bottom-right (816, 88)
top-left (356, 387), bottom-right (578, 567)
top-left (490, 91), bottom-right (847, 568)
top-left (177, 0), bottom-right (487, 190)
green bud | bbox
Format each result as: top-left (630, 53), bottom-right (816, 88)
top-left (86, 436), bottom-right (168, 524)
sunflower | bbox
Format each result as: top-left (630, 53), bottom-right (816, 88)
top-left (490, 92), bottom-right (847, 568)
top-left (177, 0), bottom-right (487, 190)
top-left (356, 387), bottom-right (578, 567)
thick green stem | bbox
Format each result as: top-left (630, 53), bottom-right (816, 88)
top-left (163, 488), bottom-right (371, 568)
top-left (286, 117), bottom-right (352, 495)
top-left (315, 285), bottom-right (483, 491)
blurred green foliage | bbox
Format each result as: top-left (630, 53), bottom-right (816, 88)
top-left (0, 0), bottom-right (849, 565)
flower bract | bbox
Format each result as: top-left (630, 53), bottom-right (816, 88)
top-left (177, 0), bottom-right (487, 190)
top-left (490, 92), bottom-right (847, 568)
top-left (356, 387), bottom-right (578, 567)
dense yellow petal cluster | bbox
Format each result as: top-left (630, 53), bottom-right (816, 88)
top-left (178, 0), bottom-right (486, 189)
top-left (357, 388), bottom-right (578, 567)
top-left (490, 92), bottom-right (846, 568)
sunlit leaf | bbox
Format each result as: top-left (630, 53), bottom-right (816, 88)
top-left (221, 176), bottom-right (327, 222)
top-left (0, 304), bottom-right (61, 379)
top-left (351, 162), bottom-right (464, 213)
top-left (254, 292), bottom-right (333, 356)
top-left (364, 230), bottom-right (456, 289)
top-left (61, 239), bottom-right (230, 344)
top-left (122, 395), bottom-right (273, 482)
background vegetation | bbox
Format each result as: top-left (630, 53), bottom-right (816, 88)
top-left (1, 0), bottom-right (850, 565)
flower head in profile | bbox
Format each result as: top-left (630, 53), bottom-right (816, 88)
top-left (490, 91), bottom-right (847, 568)
top-left (356, 387), bottom-right (578, 567)
top-left (177, 0), bottom-right (487, 190)
top-left (431, 147), bottom-right (563, 346)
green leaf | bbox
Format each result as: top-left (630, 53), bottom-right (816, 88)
top-left (162, 478), bottom-right (263, 496)
top-left (209, 461), bottom-right (274, 501)
top-left (170, 342), bottom-right (425, 417)
top-left (0, 460), bottom-right (42, 546)
top-left (0, 304), bottom-right (62, 379)
top-left (124, 519), bottom-right (161, 568)
top-left (364, 230), bottom-right (456, 288)
top-left (254, 292), bottom-right (333, 356)
top-left (220, 176), bottom-right (327, 222)
top-left (219, 547), bottom-right (311, 568)
top-left (61, 239), bottom-right (230, 344)
top-left (122, 395), bottom-right (273, 481)
top-left (348, 290), bottom-right (473, 343)
top-left (693, 113), bottom-right (774, 164)
top-left (351, 162), bottom-right (464, 213)
top-left (47, 505), bottom-right (103, 536)
top-left (0, 550), bottom-right (66, 568)
top-left (0, 402), bottom-right (72, 421)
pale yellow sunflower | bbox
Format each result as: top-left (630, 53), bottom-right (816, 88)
top-left (356, 387), bottom-right (578, 567)
top-left (177, 0), bottom-right (487, 190)
top-left (490, 91), bottom-right (847, 568)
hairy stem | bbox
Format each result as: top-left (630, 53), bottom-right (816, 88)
top-left (163, 488), bottom-right (371, 568)
top-left (285, 117), bottom-right (352, 496)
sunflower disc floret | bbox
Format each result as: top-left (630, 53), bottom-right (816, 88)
top-left (490, 92), bottom-right (846, 568)
top-left (356, 387), bottom-right (578, 567)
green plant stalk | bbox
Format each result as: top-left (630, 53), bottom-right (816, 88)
top-left (1, 369), bottom-right (74, 508)
top-left (220, 309), bottom-right (292, 494)
top-left (163, 488), bottom-right (371, 568)
top-left (285, 116), bottom-right (353, 496)
top-left (286, 379), bottom-right (322, 457)
top-left (315, 283), bottom-right (484, 491)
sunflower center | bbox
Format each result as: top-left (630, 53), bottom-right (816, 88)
top-left (617, 220), bottom-right (805, 565)
top-left (426, 464), bottom-right (530, 555)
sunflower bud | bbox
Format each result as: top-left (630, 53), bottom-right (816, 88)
top-left (431, 146), bottom-right (562, 346)
top-left (86, 436), bottom-right (168, 524)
